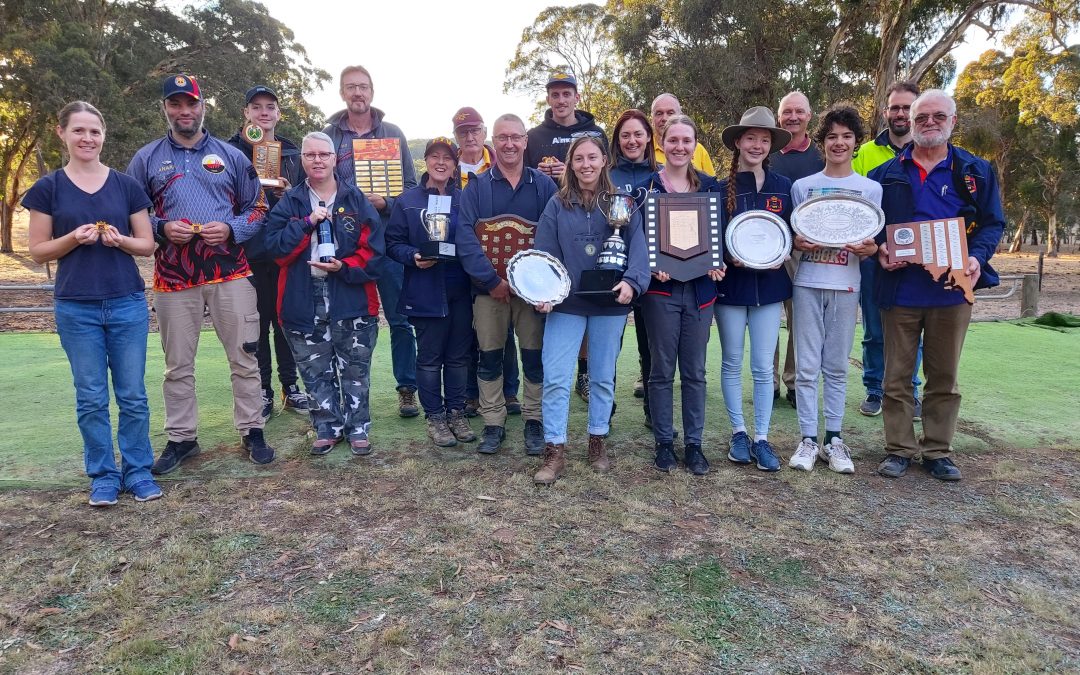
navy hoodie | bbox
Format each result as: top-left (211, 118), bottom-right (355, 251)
top-left (524, 109), bottom-right (608, 168)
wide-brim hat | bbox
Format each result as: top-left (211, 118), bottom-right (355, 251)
top-left (721, 106), bottom-right (791, 151)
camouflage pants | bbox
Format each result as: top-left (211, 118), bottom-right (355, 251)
top-left (285, 281), bottom-right (378, 443)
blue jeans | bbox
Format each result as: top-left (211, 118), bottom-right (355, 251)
top-left (860, 259), bottom-right (922, 398)
top-left (715, 302), bottom-right (783, 438)
top-left (541, 312), bottom-right (627, 444)
top-left (55, 292), bottom-right (154, 490)
top-left (375, 260), bottom-right (417, 391)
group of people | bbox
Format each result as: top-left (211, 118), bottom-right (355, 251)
top-left (25, 66), bottom-right (1004, 505)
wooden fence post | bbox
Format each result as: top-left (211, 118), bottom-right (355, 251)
top-left (1020, 273), bottom-right (1039, 318)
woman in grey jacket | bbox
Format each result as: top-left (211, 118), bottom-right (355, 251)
top-left (530, 136), bottom-right (650, 484)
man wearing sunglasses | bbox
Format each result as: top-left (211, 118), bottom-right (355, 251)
top-left (870, 90), bottom-right (1005, 483)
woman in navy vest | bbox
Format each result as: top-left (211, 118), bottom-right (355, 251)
top-left (24, 101), bottom-right (161, 506)
top-left (386, 137), bottom-right (476, 448)
top-left (715, 107), bottom-right (794, 472)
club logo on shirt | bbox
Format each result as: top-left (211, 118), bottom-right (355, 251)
top-left (584, 243), bottom-right (596, 256)
top-left (765, 196), bottom-right (783, 213)
top-left (965, 174), bottom-right (977, 195)
top-left (340, 216), bottom-right (356, 232)
top-left (202, 154), bottom-right (225, 174)
top-left (158, 159), bottom-right (176, 173)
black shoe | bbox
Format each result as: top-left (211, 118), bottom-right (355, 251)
top-left (877, 453), bottom-right (911, 478)
top-left (773, 388), bottom-right (780, 401)
top-left (643, 409), bottom-right (652, 429)
top-left (785, 389), bottom-right (797, 409)
top-left (282, 384), bottom-right (309, 412)
top-left (684, 443), bottom-right (709, 476)
top-left (523, 419), bottom-right (544, 456)
top-left (477, 425), bottom-right (505, 455)
top-left (654, 441), bottom-right (679, 472)
top-left (242, 428), bottom-right (275, 465)
top-left (261, 388), bottom-right (274, 420)
top-left (464, 398), bottom-right (479, 418)
top-left (151, 439), bottom-right (201, 475)
top-left (924, 456), bottom-right (961, 481)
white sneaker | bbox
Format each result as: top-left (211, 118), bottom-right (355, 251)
top-left (821, 438), bottom-right (855, 474)
top-left (788, 438), bottom-right (819, 471)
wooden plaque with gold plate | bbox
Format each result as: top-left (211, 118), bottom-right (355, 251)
top-left (474, 214), bottom-right (536, 280)
top-left (243, 123), bottom-right (284, 189)
top-left (352, 138), bottom-right (405, 197)
top-left (886, 217), bottom-right (974, 303)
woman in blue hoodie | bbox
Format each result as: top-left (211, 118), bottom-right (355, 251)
top-left (714, 107), bottom-right (794, 472)
top-left (386, 137), bottom-right (476, 449)
top-left (637, 115), bottom-right (725, 476)
top-left (530, 136), bottom-right (650, 485)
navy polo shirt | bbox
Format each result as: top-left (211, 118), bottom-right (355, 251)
top-left (894, 146), bottom-right (969, 307)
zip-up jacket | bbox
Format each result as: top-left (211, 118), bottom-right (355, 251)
top-left (226, 131), bottom-right (304, 261)
top-left (715, 170), bottom-right (794, 306)
top-left (533, 195), bottom-right (650, 316)
top-left (869, 143), bottom-right (1004, 307)
top-left (610, 156), bottom-right (654, 195)
top-left (524, 109), bottom-right (607, 168)
top-left (264, 181), bottom-right (383, 333)
top-left (386, 174), bottom-right (470, 317)
top-left (852, 128), bottom-right (904, 177)
top-left (635, 170), bottom-right (721, 309)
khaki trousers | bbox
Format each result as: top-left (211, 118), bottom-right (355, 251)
top-left (473, 294), bottom-right (544, 426)
top-left (881, 303), bottom-right (972, 459)
top-left (155, 277), bottom-right (262, 440)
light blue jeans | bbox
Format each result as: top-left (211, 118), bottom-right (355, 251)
top-left (54, 292), bottom-right (154, 490)
top-left (541, 311), bottom-right (627, 444)
top-left (714, 302), bottom-right (784, 437)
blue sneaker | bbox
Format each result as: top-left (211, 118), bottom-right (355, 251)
top-left (750, 439), bottom-right (781, 472)
top-left (727, 431), bottom-right (752, 464)
top-left (88, 485), bottom-right (119, 507)
top-left (129, 479), bottom-right (163, 502)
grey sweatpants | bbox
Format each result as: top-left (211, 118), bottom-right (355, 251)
top-left (792, 285), bottom-right (859, 438)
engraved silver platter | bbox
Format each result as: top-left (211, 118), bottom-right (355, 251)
top-left (507, 249), bottom-right (571, 305)
top-left (791, 194), bottom-right (885, 247)
top-left (724, 210), bottom-right (792, 269)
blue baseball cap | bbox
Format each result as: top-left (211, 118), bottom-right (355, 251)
top-left (162, 74), bottom-right (201, 101)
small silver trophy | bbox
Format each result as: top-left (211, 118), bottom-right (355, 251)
top-left (418, 209), bottom-right (456, 260)
top-left (577, 188), bottom-right (645, 302)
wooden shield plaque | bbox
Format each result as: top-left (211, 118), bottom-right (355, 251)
top-left (352, 138), bottom-right (405, 197)
top-left (474, 213), bottom-right (536, 279)
top-left (644, 193), bottom-right (723, 282)
top-left (886, 217), bottom-right (973, 303)
top-left (244, 123), bottom-right (284, 188)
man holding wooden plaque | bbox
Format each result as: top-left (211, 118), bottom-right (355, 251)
top-left (869, 90), bottom-right (1005, 482)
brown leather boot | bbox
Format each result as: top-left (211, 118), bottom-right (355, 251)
top-left (426, 415), bottom-right (457, 447)
top-left (533, 442), bottom-right (566, 485)
top-left (588, 434), bottom-right (611, 473)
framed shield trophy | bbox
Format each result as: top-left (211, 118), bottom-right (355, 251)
top-left (474, 213), bottom-right (535, 280)
top-left (886, 217), bottom-right (974, 303)
top-left (643, 193), bottom-right (723, 282)
top-left (244, 123), bottom-right (284, 189)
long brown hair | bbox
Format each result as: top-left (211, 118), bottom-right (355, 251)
top-left (558, 136), bottom-right (613, 209)
top-left (660, 114), bottom-right (700, 192)
top-left (609, 109), bottom-right (657, 171)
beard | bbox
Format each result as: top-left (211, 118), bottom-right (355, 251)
top-left (913, 126), bottom-right (951, 148)
top-left (888, 120), bottom-right (911, 137)
top-left (169, 111), bottom-right (205, 139)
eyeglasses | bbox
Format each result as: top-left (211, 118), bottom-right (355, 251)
top-left (457, 127), bottom-right (485, 138)
top-left (302, 152), bottom-right (335, 161)
top-left (342, 83), bottom-right (372, 94)
top-left (886, 105), bottom-right (911, 114)
top-left (493, 134), bottom-right (526, 144)
top-left (913, 112), bottom-right (950, 125)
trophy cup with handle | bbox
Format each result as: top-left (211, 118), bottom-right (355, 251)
top-left (418, 209), bottom-right (456, 260)
top-left (577, 188), bottom-right (645, 301)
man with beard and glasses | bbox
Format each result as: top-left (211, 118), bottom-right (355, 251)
top-left (853, 81), bottom-right (925, 420)
top-left (870, 90), bottom-right (1004, 482)
top-left (126, 74), bottom-right (274, 473)
top-left (323, 65), bottom-right (420, 419)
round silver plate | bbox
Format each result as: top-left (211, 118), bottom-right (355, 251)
top-left (791, 194), bottom-right (885, 246)
top-left (507, 249), bottom-right (571, 305)
top-left (725, 210), bottom-right (791, 269)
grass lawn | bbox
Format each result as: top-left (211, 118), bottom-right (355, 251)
top-left (0, 322), bottom-right (1077, 672)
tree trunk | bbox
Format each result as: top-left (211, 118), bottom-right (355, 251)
top-left (1046, 212), bottom-right (1058, 257)
top-left (1030, 228), bottom-right (1039, 245)
top-left (0, 203), bottom-right (10, 254)
top-left (1008, 212), bottom-right (1026, 253)
top-left (872, 1), bottom-right (913, 111)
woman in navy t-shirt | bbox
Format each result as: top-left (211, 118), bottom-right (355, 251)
top-left (23, 101), bottom-right (160, 506)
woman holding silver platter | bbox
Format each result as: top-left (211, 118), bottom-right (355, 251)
top-left (715, 107), bottom-right (795, 473)
top-left (529, 136), bottom-right (650, 485)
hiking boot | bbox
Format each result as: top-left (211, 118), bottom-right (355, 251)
top-left (242, 428), bottom-right (275, 465)
top-left (88, 484), bottom-right (119, 507)
top-left (727, 431), bottom-right (752, 465)
top-left (427, 415), bottom-right (457, 448)
top-left (398, 387), bottom-right (419, 418)
top-left (785, 389), bottom-right (797, 409)
top-left (654, 441), bottom-right (678, 472)
top-left (448, 409), bottom-right (476, 443)
top-left (260, 388), bottom-right (274, 420)
top-left (282, 384), bottom-right (309, 412)
top-left (633, 375), bottom-right (645, 399)
top-left (820, 438), bottom-right (855, 474)
top-left (684, 443), bottom-right (709, 476)
top-left (588, 434), bottom-right (611, 473)
top-left (860, 394), bottom-right (883, 416)
top-left (464, 398), bottom-right (480, 418)
top-left (534, 443), bottom-right (567, 485)
top-left (505, 395), bottom-right (522, 415)
top-left (924, 456), bottom-right (962, 481)
top-left (477, 425), bottom-right (505, 455)
top-left (877, 453), bottom-right (911, 478)
top-left (523, 419), bottom-right (545, 456)
top-left (575, 372), bottom-right (590, 402)
top-left (151, 439), bottom-right (201, 475)
top-left (789, 438), bottom-right (819, 472)
top-left (750, 439), bottom-right (781, 472)
top-left (913, 397), bottom-right (923, 422)
top-left (129, 479), bottom-right (163, 502)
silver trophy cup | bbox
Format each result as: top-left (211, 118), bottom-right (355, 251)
top-left (596, 189), bottom-right (644, 271)
top-left (418, 209), bottom-right (456, 260)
